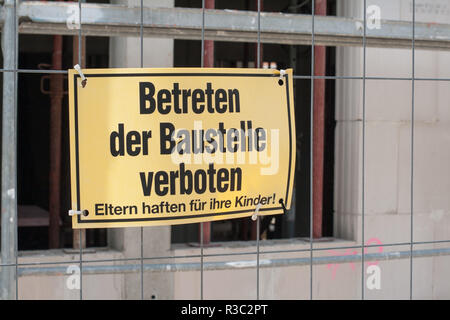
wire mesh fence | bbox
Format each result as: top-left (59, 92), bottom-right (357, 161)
top-left (1, 0), bottom-right (450, 300)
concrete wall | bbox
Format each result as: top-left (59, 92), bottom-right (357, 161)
top-left (14, 238), bottom-right (450, 299)
top-left (335, 0), bottom-right (450, 245)
top-left (17, 249), bottom-right (125, 300)
top-left (171, 241), bottom-right (450, 300)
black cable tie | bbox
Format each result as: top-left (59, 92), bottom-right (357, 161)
top-left (279, 199), bottom-right (288, 214)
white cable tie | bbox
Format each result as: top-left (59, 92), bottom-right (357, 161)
top-left (277, 69), bottom-right (286, 85)
top-left (69, 209), bottom-right (88, 216)
top-left (74, 64), bottom-right (87, 88)
top-left (251, 203), bottom-right (263, 221)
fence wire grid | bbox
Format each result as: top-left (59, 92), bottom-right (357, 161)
top-left (0, 0), bottom-right (450, 300)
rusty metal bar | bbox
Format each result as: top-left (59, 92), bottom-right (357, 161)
top-left (48, 33), bottom-right (63, 249)
top-left (312, 0), bottom-right (326, 239)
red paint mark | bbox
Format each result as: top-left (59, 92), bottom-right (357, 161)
top-left (327, 238), bottom-right (383, 279)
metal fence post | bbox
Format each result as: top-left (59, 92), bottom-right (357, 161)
top-left (1, 0), bottom-right (18, 301)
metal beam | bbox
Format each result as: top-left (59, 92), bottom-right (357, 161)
top-left (17, 247), bottom-right (450, 276)
top-left (1, 0), bottom-right (17, 301)
top-left (3, 1), bottom-right (449, 50)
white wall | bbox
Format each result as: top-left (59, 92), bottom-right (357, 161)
top-left (335, 0), bottom-right (450, 242)
top-left (334, 0), bottom-right (450, 298)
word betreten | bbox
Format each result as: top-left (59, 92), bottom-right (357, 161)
top-left (139, 163), bottom-right (242, 196)
top-left (140, 82), bottom-right (240, 114)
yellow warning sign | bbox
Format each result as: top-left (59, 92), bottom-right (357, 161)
top-left (68, 68), bottom-right (295, 229)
